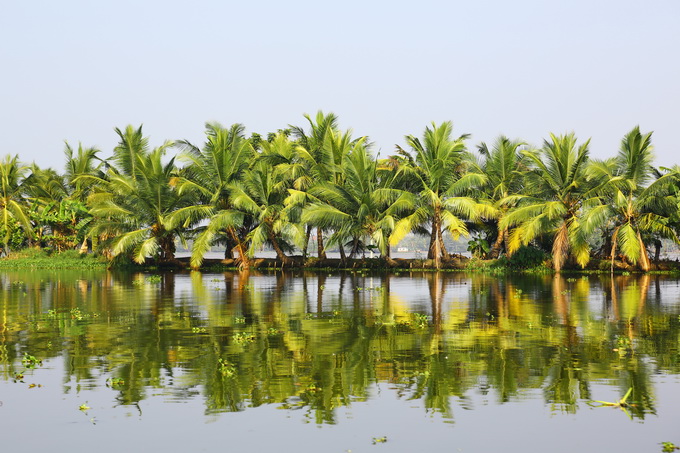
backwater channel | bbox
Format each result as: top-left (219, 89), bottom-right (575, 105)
top-left (1, 269), bottom-right (679, 452)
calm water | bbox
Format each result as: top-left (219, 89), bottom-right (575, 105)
top-left (1, 270), bottom-right (680, 452)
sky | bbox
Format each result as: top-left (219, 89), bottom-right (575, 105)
top-left (1, 0), bottom-right (679, 170)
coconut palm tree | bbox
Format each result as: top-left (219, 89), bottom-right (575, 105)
top-left (64, 141), bottom-right (105, 201)
top-left (583, 126), bottom-right (679, 271)
top-left (111, 124), bottom-right (150, 178)
top-left (500, 132), bottom-right (594, 272)
top-left (176, 122), bottom-right (254, 268)
top-left (230, 134), bottom-right (303, 265)
top-left (290, 111), bottom-right (343, 259)
top-left (301, 141), bottom-right (407, 261)
top-left (389, 121), bottom-right (487, 268)
top-left (0, 155), bottom-right (33, 255)
top-left (472, 136), bottom-right (529, 258)
top-left (88, 146), bottom-right (206, 264)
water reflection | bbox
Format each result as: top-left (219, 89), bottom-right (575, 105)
top-left (1, 270), bottom-right (679, 423)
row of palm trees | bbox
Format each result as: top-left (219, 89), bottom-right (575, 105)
top-left (1, 112), bottom-right (678, 271)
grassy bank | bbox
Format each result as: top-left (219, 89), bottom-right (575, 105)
top-left (2, 248), bottom-right (679, 274)
top-left (0, 249), bottom-right (108, 270)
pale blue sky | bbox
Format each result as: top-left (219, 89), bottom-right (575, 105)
top-left (1, 0), bottom-right (679, 170)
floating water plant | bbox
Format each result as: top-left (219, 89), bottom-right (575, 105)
top-left (22, 353), bottom-right (42, 369)
top-left (588, 388), bottom-right (635, 418)
top-left (414, 313), bottom-right (429, 328)
top-left (661, 442), bottom-right (680, 452)
top-left (106, 378), bottom-right (125, 387)
top-left (372, 436), bottom-right (387, 444)
top-left (232, 332), bottom-right (256, 344)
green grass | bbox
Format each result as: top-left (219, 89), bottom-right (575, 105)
top-left (0, 248), bottom-right (108, 269)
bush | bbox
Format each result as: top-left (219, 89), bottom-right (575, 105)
top-left (505, 246), bottom-right (548, 269)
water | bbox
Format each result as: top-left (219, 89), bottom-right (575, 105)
top-left (1, 270), bottom-right (680, 452)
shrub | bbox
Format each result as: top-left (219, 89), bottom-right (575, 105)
top-left (506, 246), bottom-right (548, 269)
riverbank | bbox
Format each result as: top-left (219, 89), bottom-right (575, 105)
top-left (2, 248), bottom-right (679, 274)
top-left (0, 249), bottom-right (108, 270)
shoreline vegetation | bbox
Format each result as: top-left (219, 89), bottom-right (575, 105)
top-left (2, 248), bottom-right (679, 274)
top-left (1, 112), bottom-right (680, 273)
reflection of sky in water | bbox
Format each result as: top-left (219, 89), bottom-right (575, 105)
top-left (3, 369), bottom-right (680, 453)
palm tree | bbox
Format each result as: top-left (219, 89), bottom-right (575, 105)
top-left (0, 155), bottom-right (33, 255)
top-left (389, 121), bottom-right (487, 268)
top-left (583, 126), bottom-right (679, 271)
top-left (111, 125), bottom-right (150, 178)
top-left (290, 111), bottom-right (343, 259)
top-left (177, 122), bottom-right (254, 268)
top-left (301, 141), bottom-right (407, 261)
top-left (64, 141), bottom-right (105, 201)
top-left (230, 134), bottom-right (302, 265)
top-left (473, 136), bottom-right (529, 258)
top-left (88, 145), bottom-right (205, 264)
top-left (501, 132), bottom-right (594, 272)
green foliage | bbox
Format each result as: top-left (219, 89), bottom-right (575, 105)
top-left (232, 332), bottom-right (256, 344)
top-left (32, 199), bottom-right (91, 251)
top-left (21, 353), bottom-right (42, 369)
top-left (413, 313), bottom-right (429, 327)
top-left (467, 237), bottom-right (490, 258)
top-left (106, 378), bottom-right (125, 387)
top-left (661, 442), bottom-right (680, 452)
top-left (0, 120), bottom-right (678, 274)
top-left (506, 245), bottom-right (548, 268)
top-left (502, 132), bottom-right (594, 271)
top-left (0, 222), bottom-right (27, 252)
top-left (146, 275), bottom-right (162, 284)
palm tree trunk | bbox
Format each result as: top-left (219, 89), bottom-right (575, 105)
top-left (159, 234), bottom-right (176, 261)
top-left (439, 230), bottom-right (448, 261)
top-left (610, 227), bottom-right (620, 274)
top-left (552, 222), bottom-right (569, 273)
top-left (267, 225), bottom-right (291, 265)
top-left (339, 242), bottom-right (346, 264)
top-left (224, 235), bottom-right (234, 259)
top-left (490, 228), bottom-right (505, 259)
top-left (637, 231), bottom-right (650, 272)
top-left (303, 225), bottom-right (312, 259)
top-left (429, 208), bottom-right (442, 269)
top-left (228, 227), bottom-right (250, 270)
top-left (427, 225), bottom-right (437, 260)
top-left (350, 237), bottom-right (360, 258)
top-left (653, 239), bottom-right (662, 263)
top-left (316, 227), bottom-right (326, 259)
top-left (380, 241), bottom-right (396, 266)
top-left (504, 228), bottom-right (514, 258)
